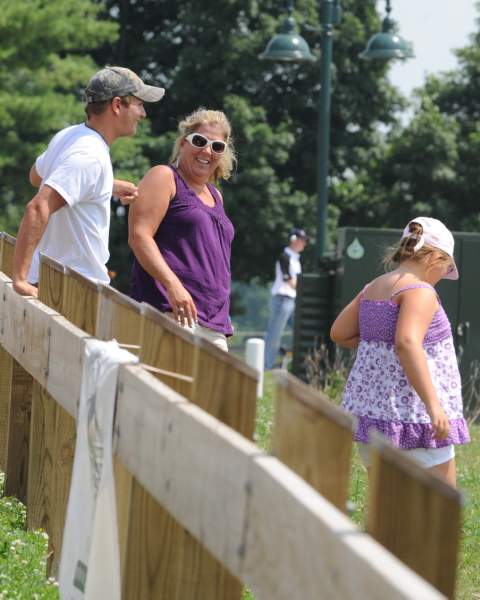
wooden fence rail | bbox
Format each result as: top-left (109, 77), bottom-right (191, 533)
top-left (0, 232), bottom-right (447, 599)
top-left (273, 371), bottom-right (462, 600)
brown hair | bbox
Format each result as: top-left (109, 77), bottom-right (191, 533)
top-left (84, 95), bottom-right (134, 119)
top-left (170, 108), bottom-right (236, 183)
top-left (383, 221), bottom-right (452, 271)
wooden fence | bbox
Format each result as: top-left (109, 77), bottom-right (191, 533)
top-left (0, 231), bottom-right (457, 599)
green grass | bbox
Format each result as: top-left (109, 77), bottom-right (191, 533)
top-left (0, 473), bottom-right (58, 599)
top-left (456, 425), bottom-right (480, 599)
top-left (252, 372), bottom-right (276, 452)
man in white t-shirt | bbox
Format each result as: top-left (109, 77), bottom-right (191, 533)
top-left (13, 66), bottom-right (165, 297)
top-left (264, 228), bottom-right (308, 369)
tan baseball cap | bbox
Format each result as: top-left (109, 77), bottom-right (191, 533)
top-left (85, 66), bottom-right (165, 104)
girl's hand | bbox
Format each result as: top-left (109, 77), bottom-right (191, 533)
top-left (166, 280), bottom-right (198, 327)
top-left (428, 404), bottom-right (450, 440)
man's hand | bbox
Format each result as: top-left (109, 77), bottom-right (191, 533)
top-left (13, 279), bottom-right (38, 298)
top-left (113, 179), bottom-right (138, 205)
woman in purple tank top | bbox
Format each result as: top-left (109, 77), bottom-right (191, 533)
top-left (129, 109), bottom-right (236, 351)
top-left (330, 217), bottom-right (469, 487)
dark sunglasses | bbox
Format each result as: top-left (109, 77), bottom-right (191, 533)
top-left (185, 133), bottom-right (227, 154)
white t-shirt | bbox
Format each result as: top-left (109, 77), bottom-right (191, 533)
top-left (270, 246), bottom-right (302, 299)
top-left (28, 123), bottom-right (113, 284)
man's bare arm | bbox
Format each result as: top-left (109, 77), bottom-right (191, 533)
top-left (29, 165), bottom-right (42, 188)
top-left (13, 185), bottom-right (67, 297)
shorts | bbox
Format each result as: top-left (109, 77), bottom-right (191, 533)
top-left (357, 442), bottom-right (455, 469)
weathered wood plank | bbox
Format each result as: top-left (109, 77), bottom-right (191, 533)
top-left (38, 255), bottom-right (65, 310)
top-left (0, 232), bottom-right (16, 278)
top-left (138, 306), bottom-right (197, 397)
top-left (48, 267), bottom-right (100, 575)
top-left (27, 381), bottom-right (55, 536)
top-left (0, 346), bottom-right (13, 472)
top-left (0, 272), bottom-right (12, 471)
top-left (272, 372), bottom-right (355, 511)
top-left (96, 285), bottom-right (143, 349)
top-left (27, 257), bottom-right (64, 535)
top-left (191, 337), bottom-right (257, 439)
top-left (0, 235), bottom-right (33, 502)
top-left (46, 316), bottom-right (87, 419)
top-left (63, 267), bottom-right (100, 335)
top-left (123, 307), bottom-right (207, 600)
top-left (117, 366), bottom-right (256, 590)
top-left (116, 365), bottom-right (445, 600)
top-left (96, 284), bottom-right (143, 581)
top-left (4, 359), bottom-right (32, 503)
top-left (2, 285), bottom-right (55, 385)
top-left (366, 433), bottom-right (462, 599)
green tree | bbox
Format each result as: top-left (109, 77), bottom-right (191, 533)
top-left (0, 0), bottom-right (118, 232)
top-left (363, 11), bottom-right (480, 233)
top-left (93, 0), bottom-right (403, 283)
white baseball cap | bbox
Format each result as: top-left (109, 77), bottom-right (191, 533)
top-left (401, 216), bottom-right (458, 280)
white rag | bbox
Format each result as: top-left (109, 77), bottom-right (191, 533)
top-left (59, 339), bottom-right (138, 599)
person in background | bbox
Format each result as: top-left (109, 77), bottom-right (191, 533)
top-left (129, 108), bottom-right (236, 352)
top-left (13, 66), bottom-right (165, 297)
top-left (330, 217), bottom-right (469, 487)
top-left (264, 228), bottom-right (308, 369)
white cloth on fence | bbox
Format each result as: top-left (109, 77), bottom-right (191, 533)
top-left (59, 339), bottom-right (138, 599)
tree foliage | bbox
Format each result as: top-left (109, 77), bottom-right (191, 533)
top-left (0, 0), bottom-right (117, 231)
top-left (359, 16), bottom-right (480, 233)
top-left (10, 0), bottom-right (476, 290)
top-left (93, 0), bottom-right (402, 283)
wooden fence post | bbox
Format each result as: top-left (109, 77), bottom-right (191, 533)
top-left (0, 234), bottom-right (13, 471)
top-left (272, 372), bottom-right (355, 512)
top-left (190, 336), bottom-right (257, 439)
top-left (27, 255), bottom-right (64, 549)
top-left (0, 232), bottom-right (16, 276)
top-left (123, 307), bottom-right (257, 600)
top-left (30, 261), bottom-right (101, 574)
top-left (96, 284), bottom-right (143, 580)
top-left (1, 233), bottom-right (33, 504)
top-left (366, 432), bottom-right (462, 599)
top-left (49, 266), bottom-right (101, 575)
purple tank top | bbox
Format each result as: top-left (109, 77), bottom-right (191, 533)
top-left (359, 283), bottom-right (452, 344)
top-left (131, 165), bottom-right (235, 335)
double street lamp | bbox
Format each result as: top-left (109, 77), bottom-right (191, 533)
top-left (260, 0), bottom-right (414, 263)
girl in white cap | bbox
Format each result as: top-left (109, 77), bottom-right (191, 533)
top-left (330, 217), bottom-right (470, 486)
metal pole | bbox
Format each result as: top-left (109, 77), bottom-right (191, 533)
top-left (315, 0), bottom-right (340, 262)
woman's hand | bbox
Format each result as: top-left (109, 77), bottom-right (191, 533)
top-left (166, 280), bottom-right (198, 327)
top-left (428, 403), bottom-right (450, 441)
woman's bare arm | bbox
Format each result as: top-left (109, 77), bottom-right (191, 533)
top-left (128, 165), bottom-right (197, 326)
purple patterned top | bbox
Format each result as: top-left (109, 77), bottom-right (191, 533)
top-left (342, 283), bottom-right (470, 449)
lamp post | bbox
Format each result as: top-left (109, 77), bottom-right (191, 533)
top-left (260, 0), bottom-right (413, 263)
